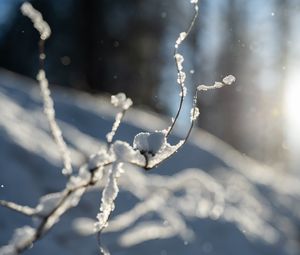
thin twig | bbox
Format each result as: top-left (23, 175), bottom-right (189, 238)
top-left (166, 3), bottom-right (199, 137)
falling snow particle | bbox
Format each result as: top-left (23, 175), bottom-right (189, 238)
top-left (161, 12), bottom-right (167, 18)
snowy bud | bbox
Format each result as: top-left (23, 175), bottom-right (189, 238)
top-left (133, 131), bottom-right (166, 156)
top-left (111, 93), bottom-right (132, 110)
top-left (21, 2), bottom-right (51, 40)
top-left (222, 75), bottom-right (236, 85)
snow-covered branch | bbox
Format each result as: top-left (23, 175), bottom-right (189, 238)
top-left (0, 1), bottom-right (236, 255)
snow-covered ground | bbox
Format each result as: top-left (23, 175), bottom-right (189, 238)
top-left (0, 68), bottom-right (300, 255)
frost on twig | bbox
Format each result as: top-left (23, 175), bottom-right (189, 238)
top-left (167, 0), bottom-right (199, 137)
top-left (133, 131), bottom-right (184, 169)
top-left (0, 1), bottom-right (238, 255)
top-left (20, 2), bottom-right (51, 40)
top-left (197, 75), bottom-right (236, 92)
top-left (95, 162), bottom-right (123, 232)
top-left (106, 93), bottom-right (133, 145)
top-left (190, 107), bottom-right (200, 122)
top-left (21, 1), bottom-right (73, 177)
top-left (37, 70), bottom-right (73, 176)
top-left (0, 226), bottom-right (36, 255)
top-left (0, 200), bottom-right (36, 216)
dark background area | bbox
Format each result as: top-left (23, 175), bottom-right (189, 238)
top-left (0, 0), bottom-right (299, 172)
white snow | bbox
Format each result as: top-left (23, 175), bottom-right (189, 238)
top-left (106, 93), bottom-right (133, 143)
top-left (0, 245), bottom-right (16, 255)
top-left (174, 54), bottom-right (184, 71)
top-left (177, 71), bottom-right (186, 84)
top-left (35, 192), bottom-right (62, 216)
top-left (20, 2), bottom-right (51, 40)
top-left (190, 107), bottom-right (200, 121)
top-left (222, 75), bottom-right (236, 85)
top-left (112, 141), bottom-right (143, 163)
top-left (1, 70), bottom-right (300, 255)
top-left (95, 162), bottom-right (123, 232)
top-left (0, 226), bottom-right (36, 254)
top-left (175, 32), bottom-right (187, 48)
top-left (87, 150), bottom-right (111, 171)
top-left (106, 112), bottom-right (123, 143)
top-left (37, 70), bottom-right (73, 176)
top-left (10, 226), bottom-right (35, 247)
top-left (110, 93), bottom-right (132, 110)
top-left (133, 131), bottom-right (166, 156)
top-left (197, 75), bottom-right (236, 92)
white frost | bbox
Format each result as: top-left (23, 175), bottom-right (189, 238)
top-left (106, 112), bottom-right (123, 143)
top-left (177, 71), bottom-right (186, 84)
top-left (175, 53), bottom-right (184, 71)
top-left (88, 150), bottom-right (111, 171)
top-left (95, 162), bottom-right (124, 232)
top-left (112, 141), bottom-right (144, 164)
top-left (222, 75), bottom-right (236, 85)
top-left (179, 86), bottom-right (187, 97)
top-left (37, 70), bottom-right (73, 176)
top-left (35, 192), bottom-right (62, 216)
top-left (0, 245), bottom-right (16, 255)
top-left (133, 131), bottom-right (166, 156)
top-left (175, 32), bottom-right (187, 48)
top-left (111, 93), bottom-right (132, 110)
top-left (10, 226), bottom-right (35, 248)
top-left (190, 107), bottom-right (200, 121)
top-left (21, 2), bottom-right (51, 40)
top-left (197, 75), bottom-right (236, 92)
top-left (147, 140), bottom-right (184, 168)
top-left (107, 93), bottom-right (133, 143)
